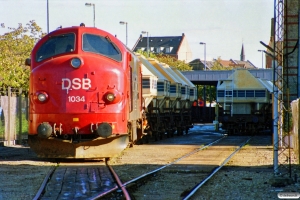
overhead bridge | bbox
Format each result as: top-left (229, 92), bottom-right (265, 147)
top-left (181, 69), bottom-right (274, 85)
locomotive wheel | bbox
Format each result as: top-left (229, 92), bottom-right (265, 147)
top-left (137, 134), bottom-right (149, 145)
top-left (144, 135), bottom-right (149, 143)
top-left (136, 138), bottom-right (143, 145)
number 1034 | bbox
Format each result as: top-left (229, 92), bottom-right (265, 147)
top-left (68, 96), bottom-right (85, 102)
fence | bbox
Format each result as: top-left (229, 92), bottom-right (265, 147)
top-left (0, 87), bottom-right (28, 146)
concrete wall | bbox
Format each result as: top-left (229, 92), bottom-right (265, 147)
top-left (291, 99), bottom-right (300, 163)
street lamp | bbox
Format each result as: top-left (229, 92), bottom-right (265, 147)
top-left (85, 3), bottom-right (95, 27)
top-left (258, 50), bottom-right (264, 68)
top-left (200, 42), bottom-right (206, 70)
top-left (199, 41), bottom-right (207, 111)
top-left (141, 31), bottom-right (149, 57)
top-left (119, 21), bottom-right (128, 46)
top-left (47, 0), bottom-right (49, 33)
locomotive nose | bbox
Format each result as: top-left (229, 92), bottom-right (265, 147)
top-left (37, 122), bottom-right (53, 138)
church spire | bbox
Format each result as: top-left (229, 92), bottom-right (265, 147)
top-left (240, 44), bottom-right (245, 61)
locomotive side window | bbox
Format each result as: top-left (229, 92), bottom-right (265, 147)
top-left (82, 34), bottom-right (122, 61)
top-left (36, 33), bottom-right (75, 62)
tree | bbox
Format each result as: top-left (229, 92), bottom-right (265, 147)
top-left (0, 20), bottom-right (45, 91)
top-left (135, 50), bottom-right (192, 71)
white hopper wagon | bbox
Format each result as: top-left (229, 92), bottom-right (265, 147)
top-left (136, 54), bottom-right (169, 108)
top-left (148, 58), bottom-right (194, 136)
top-left (162, 65), bottom-right (189, 101)
top-left (216, 69), bottom-right (273, 134)
top-left (172, 67), bottom-right (197, 102)
top-left (148, 58), bottom-right (182, 101)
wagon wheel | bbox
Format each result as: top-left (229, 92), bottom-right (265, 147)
top-left (177, 127), bottom-right (182, 136)
top-left (153, 131), bottom-right (159, 141)
top-left (185, 127), bottom-right (189, 135)
top-left (167, 129), bottom-right (172, 138)
top-left (141, 134), bottom-right (149, 144)
top-left (159, 131), bottom-right (163, 140)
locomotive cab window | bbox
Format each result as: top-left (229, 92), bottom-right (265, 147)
top-left (82, 33), bottom-right (122, 61)
top-left (36, 33), bottom-right (75, 62)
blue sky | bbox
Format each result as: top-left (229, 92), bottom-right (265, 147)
top-left (0, 0), bottom-right (273, 68)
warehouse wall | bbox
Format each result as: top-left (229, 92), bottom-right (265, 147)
top-left (291, 99), bottom-right (300, 163)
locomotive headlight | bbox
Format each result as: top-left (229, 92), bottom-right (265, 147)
top-left (103, 90), bottom-right (121, 104)
top-left (35, 91), bottom-right (49, 103)
top-left (70, 57), bottom-right (82, 69)
top-left (106, 93), bottom-right (115, 102)
top-left (38, 93), bottom-right (47, 102)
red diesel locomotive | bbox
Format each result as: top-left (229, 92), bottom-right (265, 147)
top-left (26, 25), bottom-right (144, 158)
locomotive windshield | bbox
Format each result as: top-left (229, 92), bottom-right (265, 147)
top-left (82, 33), bottom-right (122, 61)
top-left (36, 33), bottom-right (75, 62)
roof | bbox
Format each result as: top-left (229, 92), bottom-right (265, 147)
top-left (189, 59), bottom-right (214, 70)
top-left (132, 34), bottom-right (185, 55)
top-left (214, 59), bottom-right (257, 69)
top-left (218, 59), bottom-right (232, 67)
top-left (230, 60), bottom-right (257, 69)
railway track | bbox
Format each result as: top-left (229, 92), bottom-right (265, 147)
top-left (106, 135), bottom-right (253, 199)
top-left (94, 135), bottom-right (252, 199)
top-left (92, 135), bottom-right (227, 199)
top-left (32, 134), bottom-right (227, 199)
top-left (32, 130), bottom-right (254, 199)
top-left (1, 128), bottom-right (296, 199)
top-left (182, 136), bottom-right (251, 199)
top-left (33, 161), bottom-right (119, 199)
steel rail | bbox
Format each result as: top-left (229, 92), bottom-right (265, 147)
top-left (32, 166), bottom-right (56, 200)
top-left (89, 135), bottom-right (227, 199)
top-left (182, 136), bottom-right (252, 200)
top-left (106, 159), bottom-right (131, 200)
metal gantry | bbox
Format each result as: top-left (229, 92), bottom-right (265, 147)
top-left (273, 0), bottom-right (295, 178)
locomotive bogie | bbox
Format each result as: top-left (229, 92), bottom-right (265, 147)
top-left (28, 134), bottom-right (129, 158)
